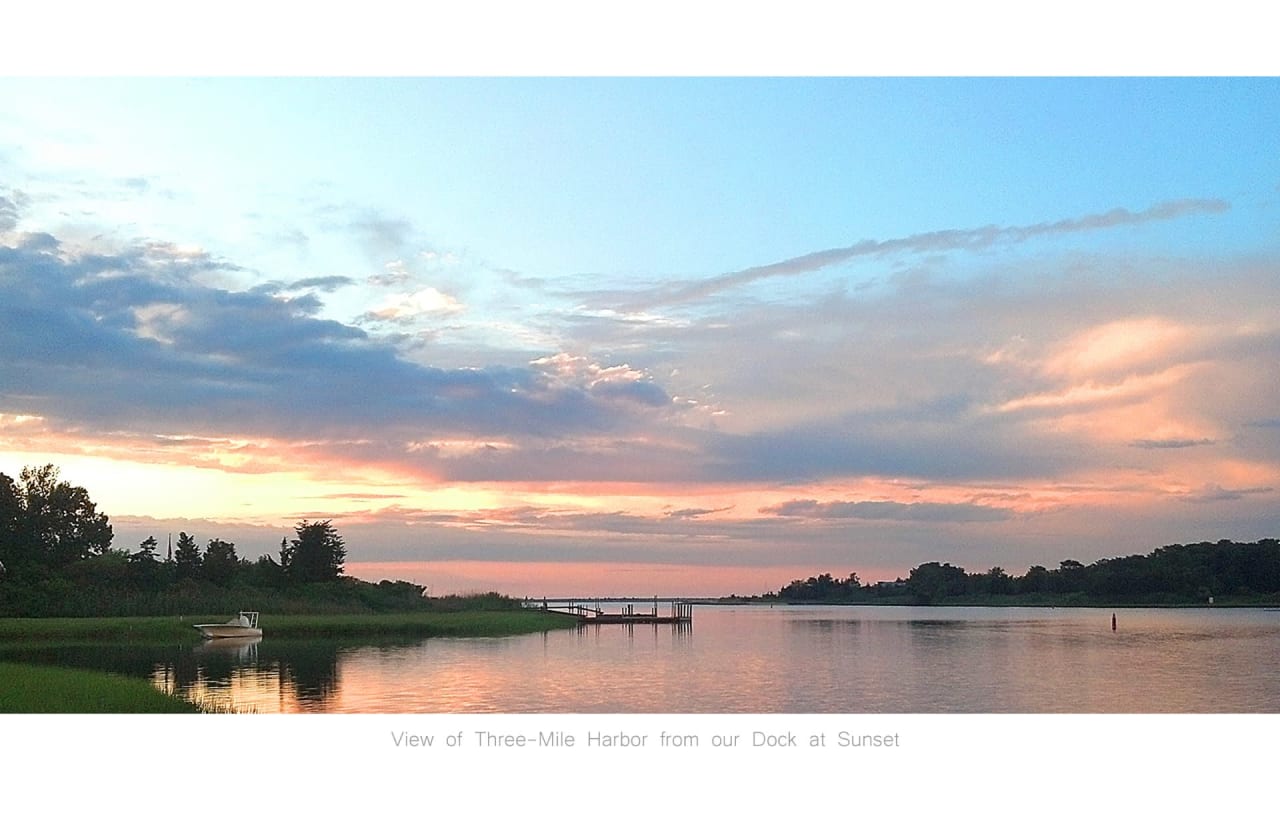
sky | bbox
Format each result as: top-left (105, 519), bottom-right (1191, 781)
top-left (1, 72), bottom-right (1278, 595)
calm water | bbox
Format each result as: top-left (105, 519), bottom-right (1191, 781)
top-left (10, 606), bottom-right (1280, 712)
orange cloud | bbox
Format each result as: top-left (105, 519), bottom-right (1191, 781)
top-left (1045, 318), bottom-right (1192, 380)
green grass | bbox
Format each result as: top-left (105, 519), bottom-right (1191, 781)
top-left (0, 609), bottom-right (579, 645)
top-left (260, 610), bottom-right (580, 637)
top-left (0, 615), bottom-right (200, 644)
top-left (0, 661), bottom-right (203, 713)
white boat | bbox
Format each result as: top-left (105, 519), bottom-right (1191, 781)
top-left (193, 611), bottom-right (262, 639)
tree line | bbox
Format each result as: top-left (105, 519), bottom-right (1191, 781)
top-left (120, 521), bottom-right (346, 588)
top-left (772, 539), bottom-right (1280, 605)
top-left (1, 464), bottom-right (427, 617)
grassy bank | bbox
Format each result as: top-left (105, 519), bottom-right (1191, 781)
top-left (0, 609), bottom-right (579, 645)
top-left (0, 661), bottom-right (203, 713)
top-left (257, 610), bottom-right (580, 638)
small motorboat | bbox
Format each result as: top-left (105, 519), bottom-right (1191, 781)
top-left (193, 611), bottom-right (262, 639)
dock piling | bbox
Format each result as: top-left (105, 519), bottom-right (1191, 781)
top-left (525, 597), bottom-right (693, 626)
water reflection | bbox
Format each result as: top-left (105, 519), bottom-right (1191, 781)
top-left (196, 638), bottom-right (259, 662)
top-left (279, 643), bottom-right (341, 709)
top-left (576, 620), bottom-right (693, 644)
top-left (6, 606), bottom-right (1280, 713)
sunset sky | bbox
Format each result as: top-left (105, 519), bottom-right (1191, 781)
top-left (2, 76), bottom-right (1277, 595)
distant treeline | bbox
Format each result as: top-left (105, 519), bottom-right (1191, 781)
top-left (1, 464), bottom-right (517, 617)
top-left (770, 539), bottom-right (1280, 606)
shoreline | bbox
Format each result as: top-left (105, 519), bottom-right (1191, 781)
top-left (0, 609), bottom-right (580, 645)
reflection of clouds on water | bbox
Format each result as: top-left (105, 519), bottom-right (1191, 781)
top-left (9, 606), bottom-right (1280, 712)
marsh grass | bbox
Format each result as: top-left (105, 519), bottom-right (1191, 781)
top-left (0, 609), bottom-right (578, 645)
top-left (0, 661), bottom-right (204, 713)
top-left (0, 615), bottom-right (198, 644)
top-left (261, 610), bottom-right (579, 637)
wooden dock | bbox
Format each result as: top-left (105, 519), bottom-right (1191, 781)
top-left (524, 597), bottom-right (693, 626)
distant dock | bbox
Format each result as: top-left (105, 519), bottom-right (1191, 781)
top-left (523, 597), bottom-right (693, 626)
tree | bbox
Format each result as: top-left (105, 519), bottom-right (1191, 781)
top-left (907, 561), bottom-right (968, 604)
top-left (174, 532), bottom-right (201, 579)
top-left (131, 536), bottom-right (159, 565)
top-left (201, 538), bottom-right (240, 585)
top-left (977, 566), bottom-right (1014, 596)
top-left (0, 465), bottom-right (112, 581)
top-left (126, 535), bottom-right (163, 585)
top-left (288, 520), bottom-right (346, 583)
top-left (0, 472), bottom-right (21, 576)
top-left (1058, 558), bottom-right (1085, 593)
top-left (777, 571), bottom-right (864, 601)
top-left (249, 553), bottom-right (286, 588)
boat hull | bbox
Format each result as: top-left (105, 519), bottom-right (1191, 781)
top-left (194, 625), bottom-right (263, 639)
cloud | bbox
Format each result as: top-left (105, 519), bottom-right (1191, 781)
top-left (4, 190), bottom-right (1277, 499)
top-left (701, 397), bottom-right (1081, 483)
top-left (247, 275), bottom-right (356, 307)
top-left (531, 353), bottom-right (673, 408)
top-left (1179, 484), bottom-right (1273, 504)
top-left (287, 275), bottom-right (356, 293)
top-left (363, 287), bottom-right (465, 323)
top-left (544, 244), bottom-right (1280, 491)
top-left (1040, 318), bottom-right (1192, 382)
top-left (664, 507), bottom-right (732, 520)
top-left (0, 230), bottom-right (688, 466)
top-left (351, 212), bottom-right (414, 257)
top-left (325, 503), bottom-right (740, 544)
top-left (761, 498), bottom-right (1012, 523)
top-left (0, 190), bottom-right (23, 233)
top-left (312, 492), bottom-right (409, 501)
top-left (631, 198), bottom-right (1231, 310)
top-left (1130, 438), bottom-right (1215, 449)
